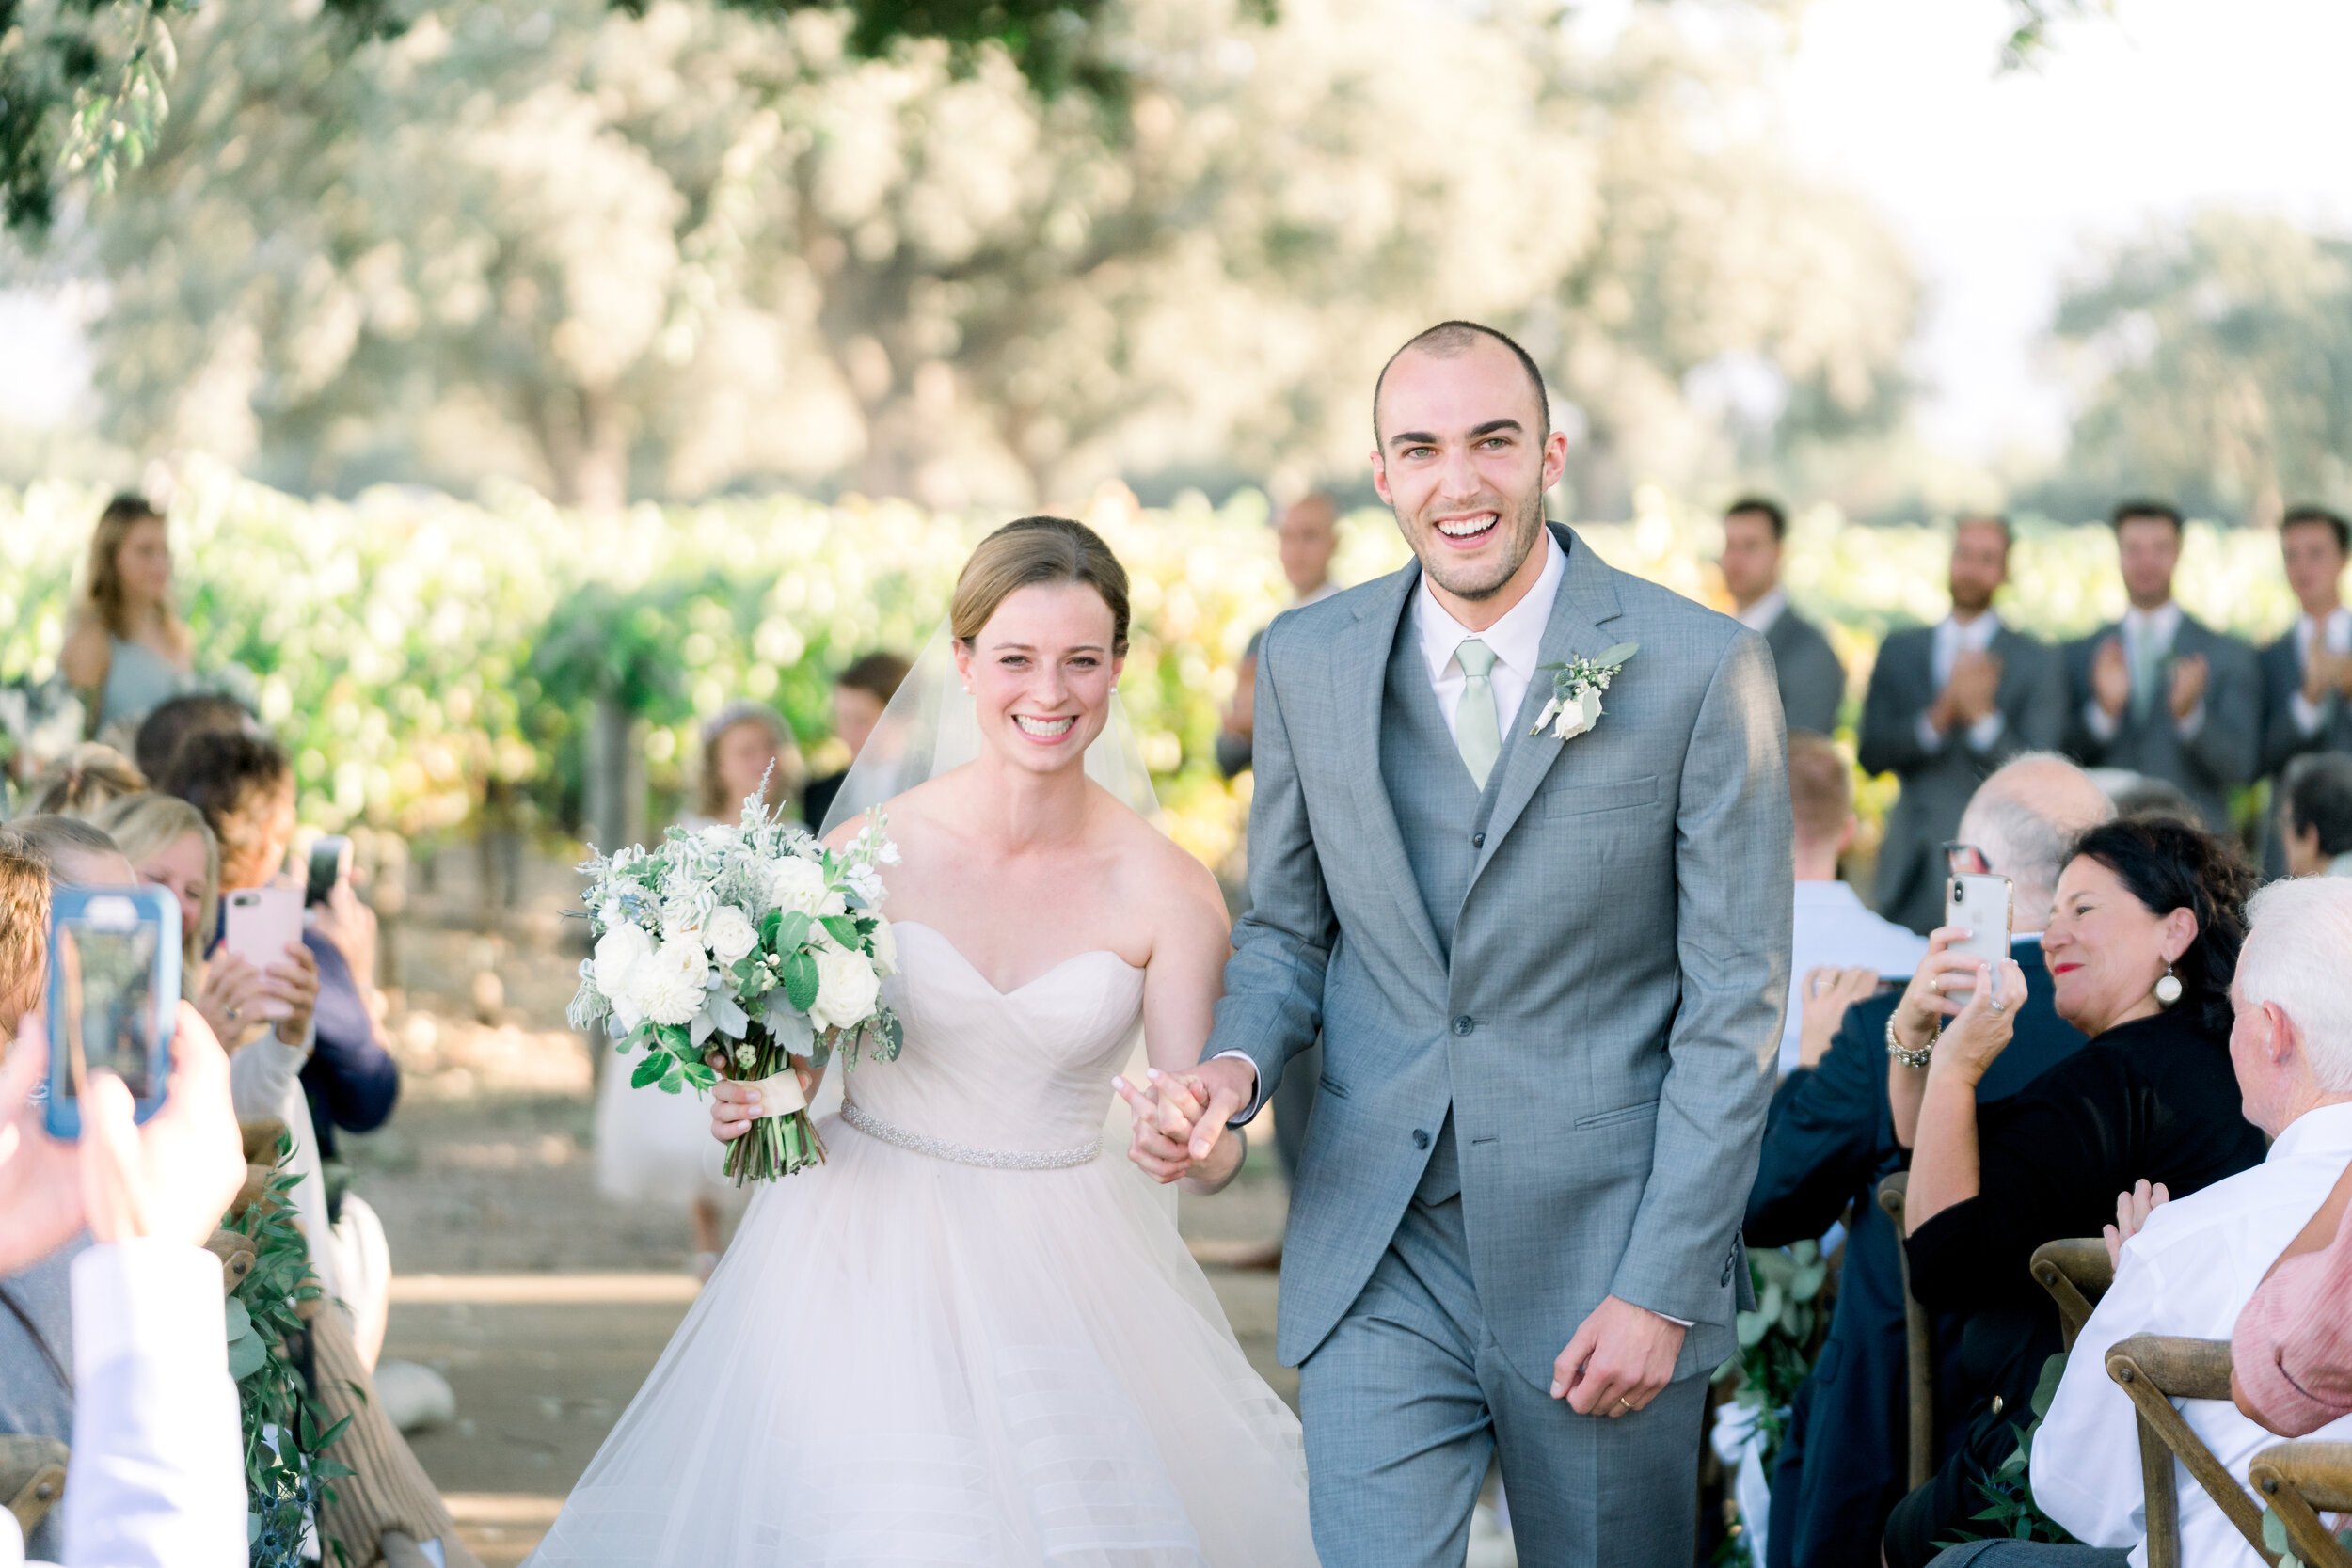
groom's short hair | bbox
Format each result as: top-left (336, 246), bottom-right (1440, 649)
top-left (1374, 321), bottom-right (1550, 443)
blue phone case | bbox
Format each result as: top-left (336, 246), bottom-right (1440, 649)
top-left (43, 884), bottom-right (181, 1140)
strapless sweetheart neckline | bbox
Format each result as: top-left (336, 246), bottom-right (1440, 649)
top-left (894, 918), bottom-right (1143, 997)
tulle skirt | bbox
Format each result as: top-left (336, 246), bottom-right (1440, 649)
top-left (593, 1047), bottom-right (738, 1208)
top-left (529, 1109), bottom-right (1316, 1567)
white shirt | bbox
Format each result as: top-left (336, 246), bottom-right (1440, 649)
top-left (2085, 601), bottom-right (2206, 742)
top-left (2290, 607), bottom-right (2351, 736)
top-left (1734, 587), bottom-right (1788, 635)
top-left (0, 1242), bottom-right (246, 1568)
top-left (1915, 610), bottom-right (2009, 754)
top-left (2032, 1101), bottom-right (2352, 1568)
top-left (1411, 531), bottom-right (1567, 746)
top-left (1779, 881), bottom-right (1930, 1075)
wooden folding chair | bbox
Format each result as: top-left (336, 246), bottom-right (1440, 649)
top-left (0, 1435), bottom-right (67, 1546)
top-left (1876, 1171), bottom-right (1935, 1492)
top-left (2249, 1442), bottom-right (2352, 1568)
top-left (2103, 1333), bottom-right (2280, 1568)
top-left (2029, 1238), bottom-right (2112, 1351)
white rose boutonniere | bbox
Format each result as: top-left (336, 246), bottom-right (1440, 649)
top-left (1531, 642), bottom-right (1638, 743)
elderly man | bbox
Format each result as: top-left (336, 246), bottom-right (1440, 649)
top-left (1746, 754), bottom-right (2111, 1568)
top-left (1937, 876), bottom-right (2352, 1568)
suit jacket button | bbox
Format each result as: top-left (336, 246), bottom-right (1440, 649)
top-left (1453, 1016), bottom-right (1474, 1036)
top-left (1412, 1129), bottom-right (1431, 1149)
top-left (1471, 832), bottom-right (1486, 848)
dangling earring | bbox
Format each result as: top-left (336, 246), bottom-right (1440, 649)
top-left (2153, 962), bottom-right (2183, 1007)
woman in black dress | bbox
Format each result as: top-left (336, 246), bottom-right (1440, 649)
top-left (1879, 816), bottom-right (2267, 1566)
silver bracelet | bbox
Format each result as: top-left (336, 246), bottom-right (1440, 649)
top-left (1885, 1010), bottom-right (1933, 1069)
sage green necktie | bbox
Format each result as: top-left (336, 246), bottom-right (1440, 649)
top-left (1454, 638), bottom-right (1502, 790)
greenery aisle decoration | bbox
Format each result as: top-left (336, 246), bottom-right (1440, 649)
top-left (227, 1136), bottom-right (355, 1568)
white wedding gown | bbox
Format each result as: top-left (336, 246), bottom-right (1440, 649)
top-left (528, 921), bottom-right (1316, 1567)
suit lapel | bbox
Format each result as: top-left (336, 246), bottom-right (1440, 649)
top-left (1334, 563), bottom-right (1447, 975)
top-left (1466, 525), bottom-right (1626, 894)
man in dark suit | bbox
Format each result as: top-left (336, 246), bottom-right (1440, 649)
top-left (2063, 499), bottom-right (2260, 833)
top-left (1746, 754), bottom-right (2110, 1568)
top-left (1722, 496), bottom-right (1844, 736)
top-left (1859, 516), bottom-right (2067, 935)
top-left (2258, 505), bottom-right (2352, 876)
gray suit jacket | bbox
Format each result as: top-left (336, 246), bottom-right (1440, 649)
top-left (2062, 613), bottom-right (2260, 832)
top-left (1767, 607), bottom-right (1845, 736)
top-left (1858, 622), bottom-right (2065, 935)
top-left (1205, 524), bottom-right (1791, 1389)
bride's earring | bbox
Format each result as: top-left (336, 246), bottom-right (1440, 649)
top-left (2153, 962), bottom-right (2183, 1007)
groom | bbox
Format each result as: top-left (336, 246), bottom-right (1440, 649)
top-left (1142, 322), bottom-right (1790, 1566)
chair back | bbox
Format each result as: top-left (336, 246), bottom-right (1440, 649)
top-left (2029, 1239), bottom-right (2112, 1352)
top-left (1876, 1171), bottom-right (1934, 1492)
top-left (2248, 1442), bottom-right (2352, 1568)
top-left (2104, 1333), bottom-right (2280, 1568)
top-left (0, 1434), bottom-right (67, 1543)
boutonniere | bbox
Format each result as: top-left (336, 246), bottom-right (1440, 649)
top-left (1530, 642), bottom-right (1639, 741)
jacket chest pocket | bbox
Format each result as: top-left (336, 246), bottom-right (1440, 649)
top-left (1542, 772), bottom-right (1661, 818)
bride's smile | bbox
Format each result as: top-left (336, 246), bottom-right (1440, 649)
top-left (954, 578), bottom-right (1125, 773)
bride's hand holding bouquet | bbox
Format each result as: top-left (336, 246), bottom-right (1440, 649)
top-left (569, 794), bottom-right (903, 1183)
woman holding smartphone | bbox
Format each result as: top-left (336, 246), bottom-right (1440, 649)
top-left (1876, 816), bottom-right (2270, 1566)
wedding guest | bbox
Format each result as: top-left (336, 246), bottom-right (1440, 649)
top-left (591, 702), bottom-right (793, 1279)
top-left (801, 652), bottom-right (911, 831)
top-left (2259, 505), bottom-right (2352, 876)
top-left (58, 496), bottom-right (195, 742)
top-left (94, 793), bottom-right (276, 1058)
top-left (1882, 816), bottom-right (2267, 1566)
top-left (1747, 754), bottom-right (2106, 1568)
top-left (2062, 500), bottom-right (2261, 835)
top-left (1779, 732), bottom-right (1927, 1075)
top-left (129, 692), bottom-right (256, 786)
top-left (2233, 1156), bottom-right (2352, 1438)
top-left (1217, 492), bottom-right (1343, 779)
top-left (22, 745), bottom-right (145, 820)
top-left (2278, 752), bottom-right (2352, 879)
top-left (2018, 877), bottom-right (2352, 1568)
top-left (0, 1005), bottom-right (246, 1568)
top-left (1721, 495), bottom-right (1843, 736)
top-left (1859, 516), bottom-right (2067, 934)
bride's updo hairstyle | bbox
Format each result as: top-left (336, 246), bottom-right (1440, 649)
top-left (951, 517), bottom-right (1131, 657)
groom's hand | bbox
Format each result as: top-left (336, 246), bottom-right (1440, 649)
top-left (1115, 1056), bottom-right (1255, 1181)
top-left (1552, 1296), bottom-right (1686, 1418)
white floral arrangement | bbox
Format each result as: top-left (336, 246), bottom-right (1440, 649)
top-left (567, 793), bottom-right (902, 1182)
top-left (1531, 641), bottom-right (1639, 742)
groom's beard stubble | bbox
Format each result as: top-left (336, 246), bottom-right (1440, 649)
top-left (1406, 485), bottom-right (1549, 604)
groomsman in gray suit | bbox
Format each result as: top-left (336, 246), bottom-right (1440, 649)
top-left (2258, 505), bottom-right (2352, 876)
top-left (2062, 499), bottom-right (2260, 833)
top-left (1858, 515), bottom-right (2066, 934)
top-left (1136, 322), bottom-right (1789, 1567)
top-left (1720, 496), bottom-right (1845, 736)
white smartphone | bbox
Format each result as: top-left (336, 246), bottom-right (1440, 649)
top-left (221, 885), bottom-right (304, 1021)
top-left (1943, 873), bottom-right (2014, 1009)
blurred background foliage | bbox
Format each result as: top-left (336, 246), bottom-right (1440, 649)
top-left (0, 461), bottom-right (2309, 866)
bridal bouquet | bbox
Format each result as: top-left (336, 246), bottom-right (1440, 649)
top-left (567, 798), bottom-right (903, 1183)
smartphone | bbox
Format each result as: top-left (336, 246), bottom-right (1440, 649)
top-left (306, 834), bottom-right (353, 908)
top-left (1944, 873), bottom-right (2015, 1008)
top-left (44, 886), bottom-right (181, 1139)
top-left (221, 885), bottom-right (305, 1020)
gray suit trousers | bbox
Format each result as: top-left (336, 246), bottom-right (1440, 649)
top-left (1298, 1186), bottom-right (1707, 1568)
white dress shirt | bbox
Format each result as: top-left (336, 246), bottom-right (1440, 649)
top-left (1734, 587), bottom-right (1787, 635)
top-left (1779, 881), bottom-right (1930, 1075)
top-left (2290, 606), bottom-right (2351, 736)
top-left (1411, 531), bottom-right (1567, 746)
top-left (0, 1242), bottom-right (246, 1568)
top-left (2032, 1100), bottom-right (2352, 1568)
top-left (1915, 610), bottom-right (2009, 754)
top-left (2085, 601), bottom-right (2206, 742)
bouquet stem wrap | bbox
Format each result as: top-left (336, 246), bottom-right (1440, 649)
top-left (727, 1031), bottom-right (824, 1184)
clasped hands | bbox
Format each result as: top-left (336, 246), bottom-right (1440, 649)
top-left (1114, 1057), bottom-right (1686, 1418)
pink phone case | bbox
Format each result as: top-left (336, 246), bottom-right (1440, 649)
top-left (220, 887), bottom-right (304, 1020)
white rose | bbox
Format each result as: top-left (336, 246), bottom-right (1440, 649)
top-left (628, 936), bottom-right (710, 1028)
top-left (593, 923), bottom-right (655, 996)
top-left (1550, 687), bottom-right (1604, 741)
top-left (808, 946), bottom-right (882, 1033)
top-left (867, 919), bottom-right (898, 978)
top-left (764, 855), bottom-right (831, 915)
top-left (704, 904), bottom-right (757, 967)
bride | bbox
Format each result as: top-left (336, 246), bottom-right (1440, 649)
top-left (527, 516), bottom-right (1317, 1566)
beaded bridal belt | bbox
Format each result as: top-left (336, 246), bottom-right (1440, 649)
top-left (839, 1100), bottom-right (1101, 1171)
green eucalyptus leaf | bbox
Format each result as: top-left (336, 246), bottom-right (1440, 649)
top-left (783, 949), bottom-right (819, 1012)
top-left (630, 1053), bottom-right (669, 1089)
